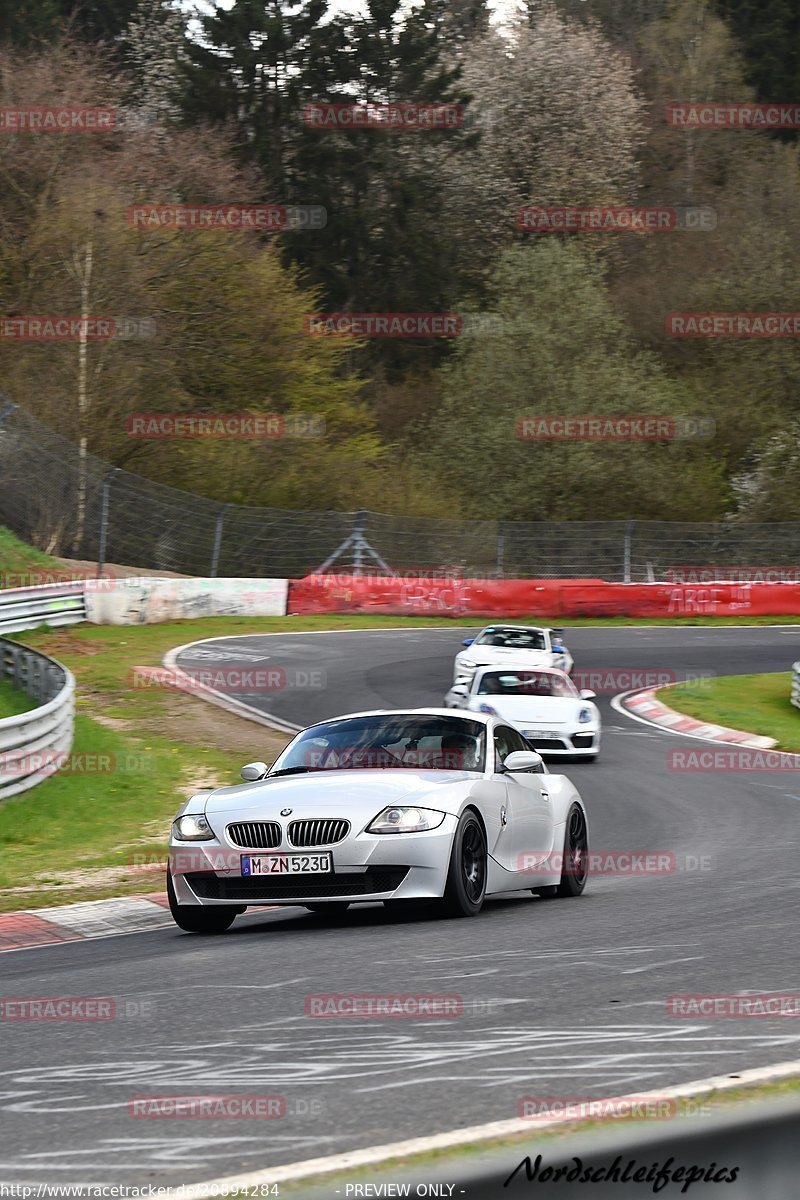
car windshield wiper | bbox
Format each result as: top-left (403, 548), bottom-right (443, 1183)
top-left (266, 766), bottom-right (317, 778)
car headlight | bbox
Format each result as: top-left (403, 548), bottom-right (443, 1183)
top-left (578, 708), bottom-right (592, 724)
top-left (367, 806), bottom-right (446, 834)
top-left (172, 813), bottom-right (214, 841)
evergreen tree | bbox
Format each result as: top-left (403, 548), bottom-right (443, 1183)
top-left (716, 0), bottom-right (800, 128)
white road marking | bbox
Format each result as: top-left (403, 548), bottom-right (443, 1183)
top-left (161, 1057), bottom-right (800, 1192)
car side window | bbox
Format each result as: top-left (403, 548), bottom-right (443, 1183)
top-left (494, 726), bottom-right (515, 771)
top-left (505, 727), bottom-right (530, 754)
top-left (496, 725), bottom-right (546, 773)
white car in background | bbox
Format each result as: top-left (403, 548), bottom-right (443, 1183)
top-left (453, 625), bottom-right (574, 682)
top-left (445, 665), bottom-right (600, 760)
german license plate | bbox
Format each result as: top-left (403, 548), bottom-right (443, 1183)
top-left (525, 730), bottom-right (561, 740)
top-left (241, 852), bottom-right (332, 876)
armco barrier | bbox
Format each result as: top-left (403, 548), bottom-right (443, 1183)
top-left (0, 638), bottom-right (75, 802)
top-left (287, 575), bottom-right (800, 618)
top-left (0, 582), bottom-right (87, 634)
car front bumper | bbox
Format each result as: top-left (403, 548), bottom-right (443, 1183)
top-left (519, 726), bottom-right (601, 756)
top-left (169, 817), bottom-right (457, 906)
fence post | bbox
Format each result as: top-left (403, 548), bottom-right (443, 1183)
top-left (210, 504), bottom-right (229, 578)
top-left (352, 510), bottom-right (366, 576)
top-left (97, 469), bottom-right (119, 579)
top-left (495, 522), bottom-right (505, 578)
top-left (623, 520), bottom-right (636, 584)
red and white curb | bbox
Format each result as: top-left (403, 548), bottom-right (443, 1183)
top-left (616, 687), bottom-right (776, 748)
top-left (0, 892), bottom-right (171, 953)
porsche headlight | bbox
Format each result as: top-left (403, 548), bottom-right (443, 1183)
top-left (172, 813), bottom-right (214, 841)
top-left (578, 708), bottom-right (592, 724)
top-left (367, 806), bottom-right (446, 834)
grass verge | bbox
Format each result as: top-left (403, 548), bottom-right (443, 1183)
top-left (658, 671), bottom-right (800, 750)
top-left (0, 679), bottom-right (37, 719)
top-left (0, 526), bottom-right (62, 586)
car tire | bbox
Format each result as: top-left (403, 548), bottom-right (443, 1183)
top-left (304, 903), bottom-right (351, 914)
top-left (532, 804), bottom-right (588, 899)
top-left (167, 871), bottom-right (238, 933)
top-left (440, 811), bottom-right (487, 917)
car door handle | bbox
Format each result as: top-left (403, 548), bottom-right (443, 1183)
top-left (540, 790), bottom-right (550, 801)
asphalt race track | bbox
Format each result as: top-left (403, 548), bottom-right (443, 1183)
top-left (2, 625), bottom-right (800, 1186)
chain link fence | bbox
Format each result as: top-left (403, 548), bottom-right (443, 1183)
top-left (1, 402), bottom-right (800, 580)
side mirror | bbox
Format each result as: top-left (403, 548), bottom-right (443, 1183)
top-left (450, 683), bottom-right (469, 698)
top-left (461, 637), bottom-right (474, 647)
top-left (503, 750), bottom-right (544, 772)
top-left (580, 689), bottom-right (596, 700)
top-left (240, 761), bottom-right (269, 782)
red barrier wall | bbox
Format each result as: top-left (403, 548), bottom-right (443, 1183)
top-left (287, 575), bottom-right (800, 619)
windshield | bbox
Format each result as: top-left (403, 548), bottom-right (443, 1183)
top-left (474, 627), bottom-right (546, 650)
top-left (477, 670), bottom-right (577, 698)
top-left (271, 714), bottom-right (487, 773)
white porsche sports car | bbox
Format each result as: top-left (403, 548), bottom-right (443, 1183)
top-left (453, 625), bottom-right (574, 682)
top-left (167, 709), bottom-right (589, 933)
top-left (444, 666), bottom-right (601, 760)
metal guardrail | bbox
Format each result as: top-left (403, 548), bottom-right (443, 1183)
top-left (791, 661), bottom-right (800, 710)
top-left (0, 582), bottom-right (87, 635)
top-left (0, 637), bottom-right (76, 802)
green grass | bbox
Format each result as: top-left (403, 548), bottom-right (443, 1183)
top-left (0, 525), bottom-right (63, 588)
top-left (659, 671), bottom-right (800, 749)
top-left (0, 712), bottom-right (245, 901)
top-left (0, 679), bottom-right (37, 719)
